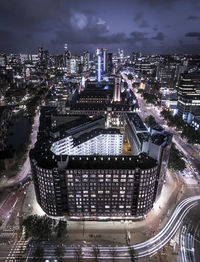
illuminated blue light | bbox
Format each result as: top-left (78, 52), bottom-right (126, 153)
top-left (98, 55), bottom-right (101, 82)
top-left (103, 50), bottom-right (106, 72)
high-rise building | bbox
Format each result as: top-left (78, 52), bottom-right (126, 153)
top-left (64, 43), bottom-right (71, 74)
top-left (96, 48), bottom-right (102, 82)
top-left (30, 109), bottom-right (168, 219)
top-left (103, 48), bottom-right (107, 73)
top-left (177, 69), bottom-right (200, 121)
top-left (83, 51), bottom-right (90, 72)
top-left (113, 75), bottom-right (121, 102)
top-left (96, 48), bottom-right (107, 82)
top-left (107, 53), bottom-right (113, 74)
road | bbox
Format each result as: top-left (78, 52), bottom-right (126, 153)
top-left (7, 196), bottom-right (200, 261)
top-left (121, 72), bottom-right (200, 172)
top-left (0, 111), bottom-right (40, 261)
top-left (136, 94), bottom-right (200, 171)
top-left (0, 110), bottom-right (40, 190)
top-left (180, 204), bottom-right (200, 262)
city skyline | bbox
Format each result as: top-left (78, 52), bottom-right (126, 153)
top-left (0, 1), bottom-right (200, 259)
top-left (0, 0), bottom-right (200, 54)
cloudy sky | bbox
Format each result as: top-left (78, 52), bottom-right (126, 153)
top-left (0, 0), bottom-right (200, 54)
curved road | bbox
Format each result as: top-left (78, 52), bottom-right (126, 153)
top-left (19, 196), bottom-right (200, 261)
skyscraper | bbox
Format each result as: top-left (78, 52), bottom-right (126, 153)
top-left (64, 43), bottom-right (71, 74)
top-left (113, 75), bottom-right (121, 102)
top-left (96, 48), bottom-right (107, 82)
top-left (177, 69), bottom-right (200, 121)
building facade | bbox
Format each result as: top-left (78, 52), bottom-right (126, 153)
top-left (177, 70), bottom-right (200, 121)
top-left (30, 109), bottom-right (159, 219)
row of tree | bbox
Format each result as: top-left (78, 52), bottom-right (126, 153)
top-left (30, 244), bottom-right (137, 262)
top-left (142, 92), bottom-right (158, 105)
top-left (160, 110), bottom-right (200, 144)
top-left (168, 143), bottom-right (186, 172)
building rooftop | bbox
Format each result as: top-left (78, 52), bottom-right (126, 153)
top-left (74, 128), bottom-right (121, 146)
top-left (67, 154), bottom-right (157, 170)
top-left (150, 131), bottom-right (172, 146)
top-left (127, 113), bottom-right (148, 132)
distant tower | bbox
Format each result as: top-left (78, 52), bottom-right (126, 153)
top-left (96, 47), bottom-right (108, 82)
top-left (64, 43), bottom-right (71, 73)
top-left (113, 75), bottom-right (121, 102)
top-left (103, 48), bottom-right (107, 73)
top-left (38, 47), bottom-right (44, 62)
top-left (64, 43), bottom-right (68, 52)
top-left (96, 48), bottom-right (102, 82)
top-left (107, 53), bottom-right (113, 74)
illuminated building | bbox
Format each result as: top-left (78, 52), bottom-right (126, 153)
top-left (96, 48), bottom-right (107, 82)
top-left (30, 108), bottom-right (158, 219)
top-left (125, 113), bottom-right (172, 199)
top-left (96, 48), bottom-right (102, 82)
top-left (177, 70), bottom-right (200, 121)
top-left (113, 75), bottom-right (121, 102)
top-left (64, 43), bottom-right (71, 74)
top-left (107, 52), bottom-right (113, 74)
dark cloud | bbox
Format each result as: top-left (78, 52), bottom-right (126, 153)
top-left (130, 31), bottom-right (149, 41)
top-left (153, 25), bottom-right (158, 31)
top-left (133, 12), bottom-right (143, 21)
top-left (152, 32), bottom-right (165, 41)
top-left (179, 40), bottom-right (184, 46)
top-left (0, 0), bottom-right (199, 54)
top-left (185, 32), bottom-right (200, 37)
top-left (0, 30), bottom-right (14, 40)
top-left (188, 15), bottom-right (200, 20)
top-left (138, 0), bottom-right (182, 7)
top-left (139, 20), bottom-right (150, 28)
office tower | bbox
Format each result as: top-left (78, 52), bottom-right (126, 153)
top-left (96, 48), bottom-right (102, 82)
top-left (103, 48), bottom-right (107, 73)
top-left (177, 69), bottom-right (200, 121)
top-left (96, 48), bottom-right (107, 82)
top-left (107, 53), bottom-right (113, 74)
top-left (64, 43), bottom-right (71, 73)
top-left (83, 51), bottom-right (90, 72)
top-left (38, 47), bottom-right (44, 62)
top-left (113, 75), bottom-right (121, 102)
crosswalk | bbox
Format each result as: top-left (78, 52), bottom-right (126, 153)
top-left (6, 240), bottom-right (29, 262)
top-left (0, 232), bottom-right (16, 244)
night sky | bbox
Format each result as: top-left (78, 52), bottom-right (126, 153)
top-left (0, 0), bottom-right (200, 54)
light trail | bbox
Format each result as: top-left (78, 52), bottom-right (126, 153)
top-left (12, 196), bottom-right (200, 261)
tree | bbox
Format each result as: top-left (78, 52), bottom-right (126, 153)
top-left (127, 74), bottom-right (133, 80)
top-left (142, 92), bottom-right (157, 105)
top-left (168, 143), bottom-right (186, 172)
top-left (109, 247), bottom-right (118, 262)
top-left (137, 89), bottom-right (144, 94)
top-left (33, 246), bottom-right (44, 262)
top-left (74, 246), bottom-right (83, 262)
top-left (182, 125), bottom-right (200, 144)
top-left (144, 115), bottom-right (157, 129)
top-left (22, 215), bottom-right (54, 240)
top-left (55, 220), bottom-right (67, 239)
top-left (124, 82), bottom-right (128, 89)
top-left (92, 246), bottom-right (100, 262)
top-left (55, 245), bottom-right (65, 262)
top-left (160, 109), bottom-right (171, 120)
top-left (129, 246), bottom-right (137, 262)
